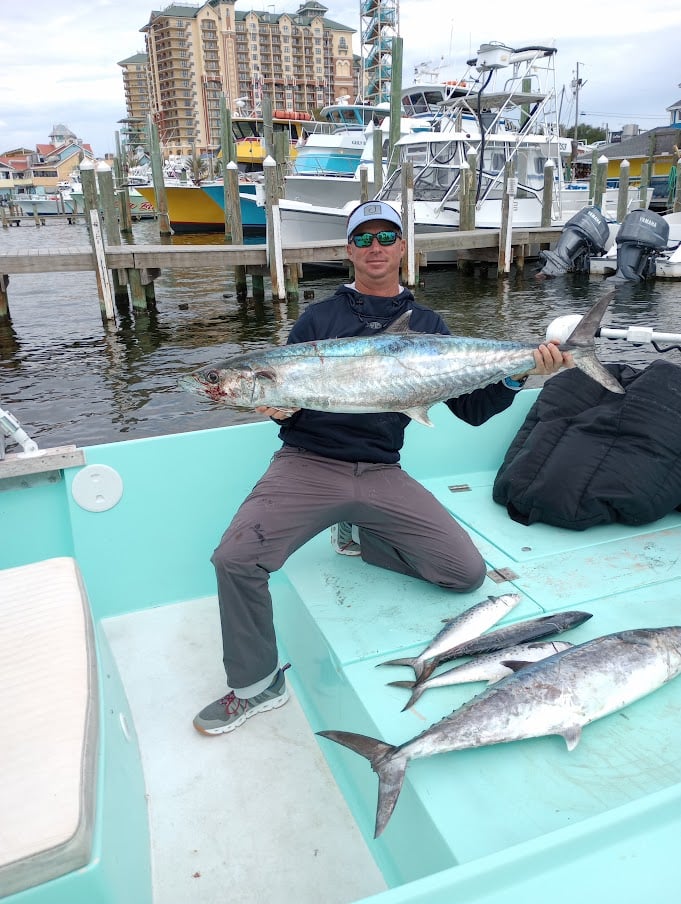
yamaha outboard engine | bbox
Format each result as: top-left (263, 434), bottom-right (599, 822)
top-left (537, 207), bottom-right (611, 277)
top-left (611, 209), bottom-right (670, 281)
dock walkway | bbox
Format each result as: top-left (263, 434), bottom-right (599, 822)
top-left (0, 228), bottom-right (560, 276)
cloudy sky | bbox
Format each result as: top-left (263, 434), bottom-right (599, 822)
top-left (1, 0), bottom-right (679, 157)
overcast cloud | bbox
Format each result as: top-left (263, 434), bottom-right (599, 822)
top-left (0, 0), bottom-right (679, 156)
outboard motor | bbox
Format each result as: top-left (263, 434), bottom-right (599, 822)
top-left (537, 206), bottom-right (611, 277)
top-left (611, 209), bottom-right (670, 281)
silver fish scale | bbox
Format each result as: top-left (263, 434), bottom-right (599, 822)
top-left (229, 335), bottom-right (540, 413)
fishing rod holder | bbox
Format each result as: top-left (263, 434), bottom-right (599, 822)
top-left (0, 406), bottom-right (39, 459)
top-left (598, 327), bottom-right (681, 355)
top-left (546, 317), bottom-right (681, 355)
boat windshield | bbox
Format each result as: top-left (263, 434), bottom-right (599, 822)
top-left (319, 106), bottom-right (388, 130)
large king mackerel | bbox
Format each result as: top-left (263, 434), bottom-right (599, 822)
top-left (181, 292), bottom-right (624, 424)
top-left (319, 627), bottom-right (681, 837)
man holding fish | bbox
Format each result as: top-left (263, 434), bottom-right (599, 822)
top-left (193, 200), bottom-right (570, 736)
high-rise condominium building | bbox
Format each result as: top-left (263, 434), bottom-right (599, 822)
top-left (119, 1), bottom-right (357, 157)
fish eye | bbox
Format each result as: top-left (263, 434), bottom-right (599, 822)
top-left (206, 370), bottom-right (220, 385)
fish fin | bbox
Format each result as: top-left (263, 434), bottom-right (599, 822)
top-left (402, 407), bottom-right (434, 426)
top-left (402, 683), bottom-right (426, 711)
top-left (377, 656), bottom-right (418, 671)
top-left (560, 291), bottom-right (624, 395)
top-left (254, 368), bottom-right (277, 382)
top-left (499, 659), bottom-right (534, 673)
top-left (572, 354), bottom-right (625, 395)
top-left (560, 725), bottom-right (583, 752)
top-left (317, 730), bottom-right (407, 837)
top-left (414, 658), bottom-right (437, 685)
top-left (386, 680), bottom-right (425, 711)
top-left (384, 310), bottom-right (413, 334)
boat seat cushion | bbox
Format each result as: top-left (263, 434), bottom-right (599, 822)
top-left (0, 557), bottom-right (98, 897)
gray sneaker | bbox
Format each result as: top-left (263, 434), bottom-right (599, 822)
top-left (330, 521), bottom-right (361, 556)
top-left (193, 664), bottom-right (290, 736)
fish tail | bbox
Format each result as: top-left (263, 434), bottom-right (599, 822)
top-left (377, 656), bottom-right (419, 672)
top-left (317, 730), bottom-right (408, 837)
top-left (415, 658), bottom-right (437, 684)
top-left (561, 291), bottom-right (624, 394)
top-left (386, 679), bottom-right (425, 711)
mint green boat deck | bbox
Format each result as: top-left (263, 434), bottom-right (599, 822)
top-left (2, 391), bottom-right (681, 902)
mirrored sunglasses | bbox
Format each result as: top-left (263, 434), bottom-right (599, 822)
top-left (350, 230), bottom-right (401, 248)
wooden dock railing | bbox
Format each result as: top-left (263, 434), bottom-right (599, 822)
top-left (0, 226), bottom-right (561, 322)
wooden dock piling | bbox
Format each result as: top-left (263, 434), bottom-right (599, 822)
top-left (617, 160), bottom-right (631, 222)
top-left (541, 160), bottom-right (554, 227)
top-left (0, 275), bottom-right (9, 318)
top-left (264, 157), bottom-right (283, 299)
top-left (593, 155), bottom-right (608, 211)
top-left (498, 161), bottom-right (517, 276)
top-left (225, 162), bottom-right (248, 301)
top-left (97, 162), bottom-right (130, 307)
top-left (115, 131), bottom-right (133, 235)
top-left (359, 166), bottom-right (370, 203)
top-left (148, 115), bottom-right (171, 236)
top-left (89, 211), bottom-right (116, 321)
top-left (639, 161), bottom-right (650, 208)
top-left (400, 161), bottom-right (417, 287)
top-left (459, 161), bottom-right (473, 232)
top-left (388, 37), bottom-right (403, 179)
top-left (373, 128), bottom-right (383, 195)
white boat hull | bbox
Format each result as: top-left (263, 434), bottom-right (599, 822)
top-left (16, 195), bottom-right (74, 216)
top-left (284, 174), bottom-right (370, 209)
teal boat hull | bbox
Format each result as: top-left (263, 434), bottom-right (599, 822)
top-left (2, 394), bottom-right (681, 901)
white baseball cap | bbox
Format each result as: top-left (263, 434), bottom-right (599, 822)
top-left (346, 201), bottom-right (403, 240)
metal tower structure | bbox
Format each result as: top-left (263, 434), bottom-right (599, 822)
top-left (360, 0), bottom-right (399, 105)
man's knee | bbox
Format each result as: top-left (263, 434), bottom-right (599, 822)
top-left (434, 554), bottom-right (487, 593)
top-left (456, 559), bottom-right (487, 592)
top-left (211, 531), bottom-right (245, 574)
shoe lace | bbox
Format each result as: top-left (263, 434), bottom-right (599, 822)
top-left (220, 691), bottom-right (246, 715)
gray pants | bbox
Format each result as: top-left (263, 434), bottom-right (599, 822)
top-left (211, 446), bottom-right (486, 694)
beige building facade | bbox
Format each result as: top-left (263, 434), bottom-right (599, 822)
top-left (120, 1), bottom-right (356, 157)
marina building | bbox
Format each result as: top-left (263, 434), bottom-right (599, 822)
top-left (118, 1), bottom-right (357, 158)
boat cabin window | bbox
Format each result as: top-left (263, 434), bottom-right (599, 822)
top-left (402, 89), bottom-right (449, 116)
top-left (413, 165), bottom-right (458, 201)
top-left (402, 143), bottom-right (429, 167)
top-left (533, 156), bottom-right (548, 175)
top-left (481, 149), bottom-right (506, 173)
top-left (430, 140), bottom-right (459, 165)
top-left (232, 120), bottom-right (261, 139)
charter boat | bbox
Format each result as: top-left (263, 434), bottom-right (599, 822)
top-left (66, 175), bottom-right (157, 221)
top-left (15, 191), bottom-right (75, 216)
top-left (134, 178), bottom-right (265, 235)
top-left (279, 43), bottom-right (648, 258)
top-left (3, 324), bottom-right (681, 902)
top-left (232, 109), bottom-right (320, 172)
top-left (290, 101), bottom-right (392, 178)
top-left (282, 82), bottom-right (470, 212)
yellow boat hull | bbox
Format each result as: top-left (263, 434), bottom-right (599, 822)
top-left (136, 185), bottom-right (225, 234)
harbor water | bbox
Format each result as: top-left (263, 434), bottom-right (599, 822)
top-left (2, 218), bottom-right (681, 449)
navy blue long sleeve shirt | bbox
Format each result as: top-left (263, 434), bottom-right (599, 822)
top-left (277, 284), bottom-right (517, 463)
